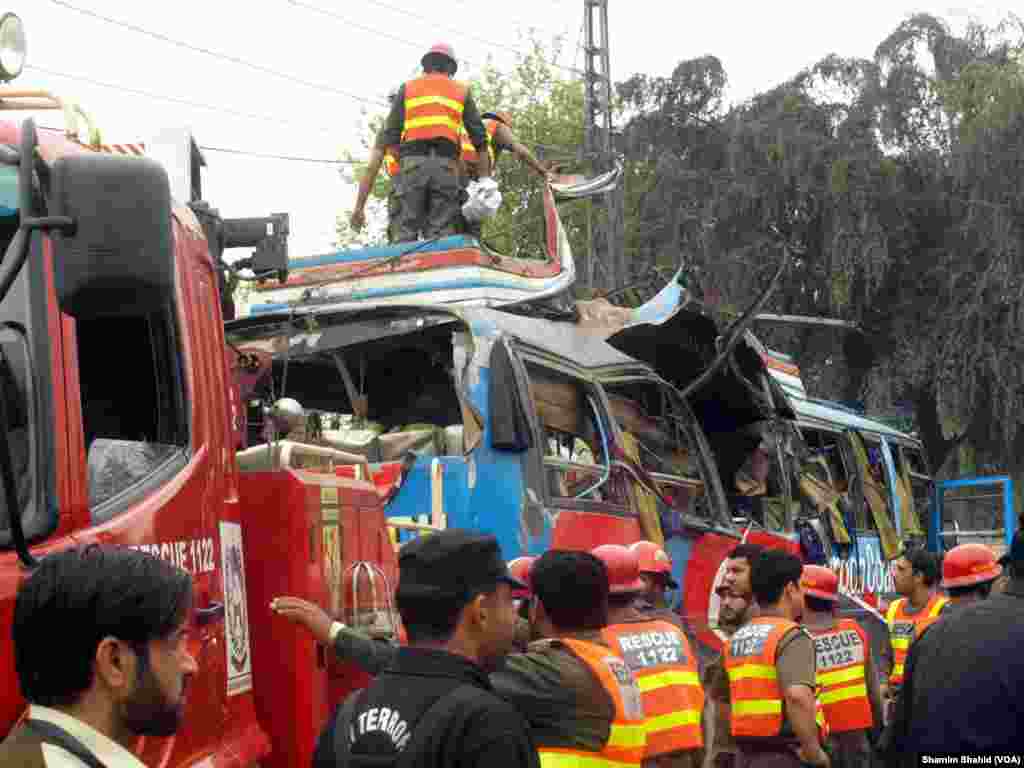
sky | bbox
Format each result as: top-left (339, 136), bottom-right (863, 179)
top-left (7, 0), bottom-right (1014, 262)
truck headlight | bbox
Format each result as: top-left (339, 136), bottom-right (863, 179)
top-left (0, 13), bottom-right (26, 82)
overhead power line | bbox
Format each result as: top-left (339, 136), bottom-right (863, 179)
top-left (44, 0), bottom-right (389, 107)
top-left (443, 0), bottom-right (573, 39)
top-left (27, 64), bottom-right (586, 158)
top-left (290, 0), bottom-right (578, 74)
top-left (26, 65), bottom-right (339, 135)
top-left (199, 145), bottom-right (359, 164)
top-left (285, 0), bottom-right (482, 68)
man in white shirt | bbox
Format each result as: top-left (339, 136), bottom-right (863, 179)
top-left (0, 544), bottom-right (197, 767)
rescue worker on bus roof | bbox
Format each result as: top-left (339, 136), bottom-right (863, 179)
top-left (456, 110), bottom-right (553, 240)
top-left (375, 43), bottom-right (491, 243)
top-left (349, 88), bottom-right (402, 242)
top-left (274, 549), bottom-right (647, 767)
top-left (883, 531), bottom-right (1024, 762)
top-left (723, 549), bottom-right (830, 768)
top-left (630, 540), bottom-right (682, 627)
top-left (882, 549), bottom-right (945, 708)
top-left (800, 565), bottom-right (882, 768)
top-left (591, 544), bottom-right (705, 768)
top-left (304, 529), bottom-right (538, 768)
top-left (348, 142), bottom-right (402, 242)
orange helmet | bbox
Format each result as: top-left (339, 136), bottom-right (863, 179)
top-left (941, 543), bottom-right (1001, 589)
top-left (422, 43), bottom-right (457, 74)
top-left (629, 540), bottom-right (678, 588)
top-left (591, 544), bottom-right (646, 594)
top-left (508, 556), bottom-right (536, 599)
top-left (801, 564), bottom-right (839, 602)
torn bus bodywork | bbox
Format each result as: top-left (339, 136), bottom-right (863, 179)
top-left (224, 297), bottom-right (798, 659)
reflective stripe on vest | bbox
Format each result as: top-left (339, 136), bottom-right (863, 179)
top-left (401, 74), bottom-right (468, 146)
top-left (602, 620), bottom-right (704, 756)
top-left (461, 119), bottom-right (499, 167)
top-left (811, 618), bottom-right (873, 732)
top-left (724, 617), bottom-right (828, 741)
top-left (537, 637), bottom-right (646, 768)
top-left (383, 146), bottom-right (399, 177)
top-left (886, 595), bottom-right (947, 686)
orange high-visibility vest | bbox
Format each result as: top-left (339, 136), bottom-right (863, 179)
top-left (602, 620), bottom-right (704, 756)
top-left (810, 618), bottom-right (873, 733)
top-left (383, 146), bottom-right (399, 177)
top-left (915, 601), bottom-right (952, 639)
top-left (401, 74), bottom-right (468, 147)
top-left (724, 617), bottom-right (828, 741)
top-left (886, 594), bottom-right (947, 686)
top-left (461, 119), bottom-right (499, 168)
top-left (537, 637), bottom-right (646, 768)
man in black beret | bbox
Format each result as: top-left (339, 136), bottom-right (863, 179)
top-left (276, 544), bottom-right (645, 765)
top-left (287, 529), bottom-right (537, 768)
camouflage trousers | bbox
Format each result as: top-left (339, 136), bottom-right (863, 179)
top-left (393, 154), bottom-right (462, 242)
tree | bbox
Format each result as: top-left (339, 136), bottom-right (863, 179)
top-left (615, 14), bottom-right (1024, 512)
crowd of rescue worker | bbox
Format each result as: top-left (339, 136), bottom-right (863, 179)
top-left (3, 530), bottom-right (1022, 767)
top-left (266, 528), bottom-right (1024, 768)
top-left (348, 43), bottom-right (555, 244)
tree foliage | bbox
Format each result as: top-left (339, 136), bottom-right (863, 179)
top-left (615, 13), bottom-right (1024, 489)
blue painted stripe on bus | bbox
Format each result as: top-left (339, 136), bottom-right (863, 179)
top-left (664, 535), bottom-right (692, 611)
top-left (251, 274), bottom-right (557, 310)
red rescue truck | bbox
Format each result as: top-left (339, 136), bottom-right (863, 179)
top-left (0, 16), bottom-right (401, 767)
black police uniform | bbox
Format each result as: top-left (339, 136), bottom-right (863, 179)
top-left (312, 647), bottom-right (537, 768)
top-left (312, 531), bottom-right (538, 768)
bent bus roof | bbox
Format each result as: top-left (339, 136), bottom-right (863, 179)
top-left (226, 303), bottom-right (651, 376)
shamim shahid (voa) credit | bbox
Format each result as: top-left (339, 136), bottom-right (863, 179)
top-left (921, 756), bottom-right (1023, 766)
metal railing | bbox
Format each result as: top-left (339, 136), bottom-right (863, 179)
top-left (931, 476), bottom-right (1016, 552)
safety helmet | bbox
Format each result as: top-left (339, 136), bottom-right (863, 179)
top-left (800, 564), bottom-right (839, 602)
top-left (941, 543), bottom-right (1002, 589)
top-left (482, 110), bottom-right (512, 127)
top-left (592, 544), bottom-right (646, 594)
top-left (629, 540), bottom-right (678, 589)
top-left (422, 43), bottom-right (457, 75)
top-left (508, 556), bottom-right (536, 599)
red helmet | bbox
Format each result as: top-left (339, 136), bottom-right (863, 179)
top-left (941, 543), bottom-right (1001, 589)
top-left (629, 540), bottom-right (678, 589)
top-left (422, 43), bottom-right (457, 74)
top-left (592, 544), bottom-right (646, 594)
top-left (508, 556), bottom-right (535, 599)
top-left (801, 565), bottom-right (839, 602)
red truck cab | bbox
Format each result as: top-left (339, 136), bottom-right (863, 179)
top-left (0, 77), bottom-right (395, 767)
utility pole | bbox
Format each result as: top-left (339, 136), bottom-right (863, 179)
top-left (582, 0), bottom-right (621, 294)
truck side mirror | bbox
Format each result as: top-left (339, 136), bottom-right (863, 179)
top-left (49, 154), bottom-right (174, 317)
